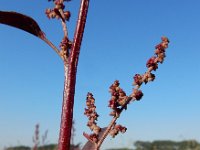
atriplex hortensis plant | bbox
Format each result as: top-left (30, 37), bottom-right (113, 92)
top-left (0, 0), bottom-right (89, 150)
top-left (0, 1), bottom-right (170, 150)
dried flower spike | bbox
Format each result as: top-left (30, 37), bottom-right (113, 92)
top-left (84, 93), bottom-right (101, 144)
top-left (83, 37), bottom-right (170, 150)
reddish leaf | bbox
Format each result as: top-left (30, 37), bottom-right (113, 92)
top-left (0, 11), bottom-right (44, 39)
top-left (82, 127), bottom-right (107, 150)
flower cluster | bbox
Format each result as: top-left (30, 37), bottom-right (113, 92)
top-left (83, 37), bottom-right (169, 148)
top-left (108, 80), bottom-right (128, 117)
top-left (148, 36), bottom-right (169, 70)
top-left (46, 0), bottom-right (71, 21)
top-left (133, 72), bottom-right (155, 87)
top-left (109, 124), bottom-right (127, 138)
top-left (132, 37), bottom-right (169, 100)
top-left (83, 93), bottom-right (101, 143)
top-left (132, 89), bottom-right (143, 101)
top-left (59, 37), bottom-right (72, 60)
top-left (146, 56), bottom-right (158, 71)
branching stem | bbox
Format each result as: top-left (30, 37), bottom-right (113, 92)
top-left (58, 9), bottom-right (68, 38)
top-left (95, 69), bottom-right (153, 149)
top-left (92, 36), bottom-right (170, 149)
top-left (58, 0), bottom-right (90, 150)
top-left (41, 36), bottom-right (63, 60)
top-left (96, 97), bottom-right (134, 149)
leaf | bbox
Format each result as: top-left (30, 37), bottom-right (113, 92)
top-left (82, 127), bottom-right (107, 150)
top-left (0, 11), bottom-right (45, 39)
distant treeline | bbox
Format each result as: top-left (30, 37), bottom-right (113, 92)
top-left (134, 140), bottom-right (200, 150)
top-left (5, 144), bottom-right (80, 150)
top-left (5, 140), bottom-right (200, 150)
top-left (5, 144), bottom-right (57, 150)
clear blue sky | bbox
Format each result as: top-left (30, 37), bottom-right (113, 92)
top-left (0, 0), bottom-right (200, 149)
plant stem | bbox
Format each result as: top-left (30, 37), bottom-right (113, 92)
top-left (58, 0), bottom-right (90, 150)
top-left (41, 36), bottom-right (63, 60)
top-left (58, 9), bottom-right (68, 38)
top-left (96, 97), bottom-right (134, 149)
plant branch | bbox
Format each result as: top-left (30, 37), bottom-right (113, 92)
top-left (58, 9), bottom-right (68, 38)
top-left (41, 36), bottom-right (63, 60)
top-left (83, 37), bottom-right (170, 149)
top-left (98, 37), bottom-right (169, 149)
top-left (96, 96), bottom-right (133, 149)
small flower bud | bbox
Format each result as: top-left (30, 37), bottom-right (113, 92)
top-left (64, 11), bottom-right (71, 21)
top-left (143, 72), bottom-right (155, 84)
top-left (109, 128), bottom-right (118, 138)
top-left (157, 53), bottom-right (166, 63)
top-left (54, 1), bottom-right (65, 10)
top-left (113, 80), bottom-right (120, 87)
top-left (133, 89), bottom-right (143, 101)
top-left (133, 74), bottom-right (143, 86)
top-left (146, 56), bottom-right (158, 71)
top-left (161, 36), bottom-right (170, 43)
top-left (155, 44), bottom-right (165, 54)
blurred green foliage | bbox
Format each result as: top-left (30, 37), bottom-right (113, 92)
top-left (5, 144), bottom-right (80, 150)
top-left (134, 140), bottom-right (200, 150)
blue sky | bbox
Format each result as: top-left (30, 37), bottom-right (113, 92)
top-left (0, 0), bottom-right (200, 149)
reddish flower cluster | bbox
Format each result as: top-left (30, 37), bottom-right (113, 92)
top-left (45, 0), bottom-right (71, 21)
top-left (59, 37), bottom-right (72, 59)
top-left (143, 72), bottom-right (155, 84)
top-left (133, 72), bottom-right (155, 87)
top-left (146, 37), bottom-right (169, 71)
top-left (132, 36), bottom-right (169, 100)
top-left (108, 80), bottom-right (128, 116)
top-left (83, 37), bottom-right (169, 147)
top-left (109, 124), bottom-right (127, 138)
top-left (133, 74), bottom-right (143, 86)
top-left (146, 56), bottom-right (158, 71)
top-left (83, 93), bottom-right (101, 143)
top-left (154, 37), bottom-right (169, 64)
top-left (60, 37), bottom-right (70, 49)
top-left (132, 89), bottom-right (143, 100)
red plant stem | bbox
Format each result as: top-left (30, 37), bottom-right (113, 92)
top-left (58, 0), bottom-right (90, 150)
